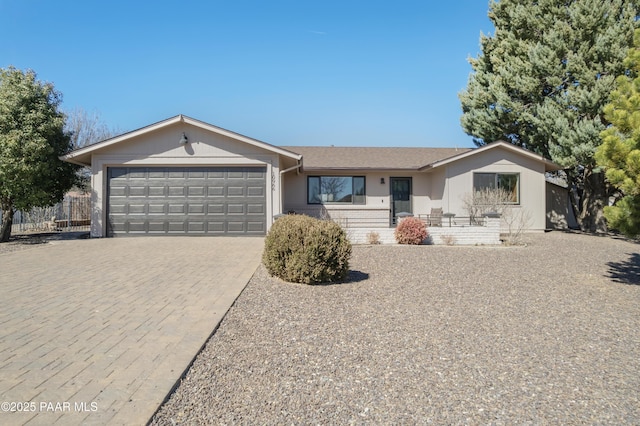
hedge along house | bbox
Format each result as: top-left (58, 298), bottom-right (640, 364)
top-left (61, 115), bottom-right (563, 241)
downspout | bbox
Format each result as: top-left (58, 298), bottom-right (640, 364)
top-left (280, 162), bottom-right (302, 175)
top-left (446, 165), bottom-right (451, 213)
top-left (279, 160), bottom-right (302, 214)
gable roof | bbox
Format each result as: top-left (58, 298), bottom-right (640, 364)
top-left (283, 141), bottom-right (561, 172)
top-left (60, 115), bottom-right (561, 173)
top-left (420, 140), bottom-right (561, 172)
top-left (61, 114), bottom-right (302, 166)
top-left (281, 146), bottom-right (471, 171)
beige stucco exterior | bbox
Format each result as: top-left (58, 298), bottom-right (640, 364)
top-left (433, 145), bottom-right (548, 231)
top-left (282, 143), bottom-right (554, 231)
top-left (61, 116), bottom-right (558, 237)
top-left (62, 116), bottom-right (301, 237)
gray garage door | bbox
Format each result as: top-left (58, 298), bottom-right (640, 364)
top-left (107, 166), bottom-right (266, 236)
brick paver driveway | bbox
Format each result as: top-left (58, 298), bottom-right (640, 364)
top-left (0, 236), bottom-right (264, 425)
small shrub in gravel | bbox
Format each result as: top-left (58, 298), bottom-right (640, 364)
top-left (395, 217), bottom-right (428, 245)
top-left (441, 234), bottom-right (457, 245)
top-left (262, 214), bottom-right (352, 284)
top-left (367, 231), bottom-right (381, 245)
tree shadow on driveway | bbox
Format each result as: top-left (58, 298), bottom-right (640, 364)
top-left (607, 252), bottom-right (640, 285)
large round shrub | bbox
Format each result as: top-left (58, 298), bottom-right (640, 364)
top-left (263, 215), bottom-right (352, 284)
top-left (395, 216), bottom-right (428, 245)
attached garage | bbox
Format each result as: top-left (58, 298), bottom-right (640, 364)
top-left (107, 166), bottom-right (267, 236)
top-left (60, 115), bottom-right (302, 238)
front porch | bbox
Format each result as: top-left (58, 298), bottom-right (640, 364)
top-left (345, 215), bottom-right (502, 245)
top-left (284, 207), bottom-right (502, 245)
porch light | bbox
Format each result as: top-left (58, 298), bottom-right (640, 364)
top-left (179, 132), bottom-right (188, 144)
top-left (380, 177), bottom-right (385, 184)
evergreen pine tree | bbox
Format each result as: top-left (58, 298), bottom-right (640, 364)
top-left (460, 0), bottom-right (639, 232)
top-left (596, 29), bottom-right (640, 237)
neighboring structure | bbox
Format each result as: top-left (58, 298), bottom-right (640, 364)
top-left (61, 115), bottom-right (561, 239)
top-left (546, 181), bottom-right (579, 230)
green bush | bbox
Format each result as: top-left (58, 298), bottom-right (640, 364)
top-left (262, 215), bottom-right (352, 284)
top-left (394, 216), bottom-right (428, 245)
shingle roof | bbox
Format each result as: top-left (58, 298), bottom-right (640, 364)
top-left (281, 146), bottom-right (472, 170)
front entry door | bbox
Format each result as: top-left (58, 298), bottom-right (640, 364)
top-left (391, 177), bottom-right (412, 225)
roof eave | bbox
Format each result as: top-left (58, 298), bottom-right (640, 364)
top-left (421, 140), bottom-right (562, 171)
top-left (59, 154), bottom-right (91, 166)
top-left (301, 166), bottom-right (423, 172)
top-left (180, 116), bottom-right (302, 160)
top-left (60, 114), bottom-right (302, 164)
top-left (61, 115), bottom-right (185, 160)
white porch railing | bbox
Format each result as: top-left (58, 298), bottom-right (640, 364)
top-left (339, 214), bottom-right (502, 245)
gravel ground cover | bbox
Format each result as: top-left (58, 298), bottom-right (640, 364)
top-left (3, 230), bottom-right (636, 424)
top-left (151, 231), bottom-right (640, 425)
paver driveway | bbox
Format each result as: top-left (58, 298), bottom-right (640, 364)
top-left (0, 236), bottom-right (264, 425)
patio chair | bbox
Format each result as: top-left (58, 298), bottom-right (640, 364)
top-left (429, 208), bottom-right (443, 227)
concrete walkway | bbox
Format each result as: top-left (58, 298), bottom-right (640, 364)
top-left (0, 237), bottom-right (264, 425)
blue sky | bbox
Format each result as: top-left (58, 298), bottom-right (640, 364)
top-left (0, 1), bottom-right (493, 148)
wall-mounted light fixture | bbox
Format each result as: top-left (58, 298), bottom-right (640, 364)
top-left (179, 132), bottom-right (188, 144)
top-left (380, 177), bottom-right (385, 184)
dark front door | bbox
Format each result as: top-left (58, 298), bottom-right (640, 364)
top-left (391, 177), bottom-right (412, 225)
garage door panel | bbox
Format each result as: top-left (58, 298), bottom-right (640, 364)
top-left (188, 186), bottom-right (205, 196)
top-left (127, 221), bottom-right (147, 233)
top-left (128, 170), bottom-right (147, 179)
top-left (148, 170), bottom-right (166, 179)
top-left (227, 170), bottom-right (245, 179)
top-left (227, 186), bottom-right (245, 197)
top-left (168, 222), bottom-right (187, 232)
top-left (109, 218), bottom-right (126, 230)
top-left (208, 186), bottom-right (224, 196)
top-left (148, 186), bottom-right (166, 197)
top-left (227, 221), bottom-right (246, 233)
top-left (168, 204), bottom-right (186, 214)
top-left (247, 221), bottom-right (266, 232)
top-left (148, 204), bottom-right (166, 214)
top-left (247, 170), bottom-right (265, 179)
top-left (207, 221), bottom-right (225, 233)
top-left (148, 221), bottom-right (166, 233)
top-left (110, 168), bottom-right (128, 179)
top-left (188, 222), bottom-right (206, 232)
top-left (108, 166), bottom-right (266, 236)
top-left (188, 204), bottom-right (205, 214)
top-left (109, 204), bottom-right (127, 214)
top-left (247, 203), bottom-right (265, 214)
top-left (168, 186), bottom-right (186, 196)
top-left (207, 203), bottom-right (225, 214)
top-left (129, 186), bottom-right (147, 197)
top-left (128, 204), bottom-right (146, 214)
top-left (247, 186), bottom-right (264, 197)
top-left (227, 204), bottom-right (246, 214)
top-left (110, 187), bottom-right (127, 197)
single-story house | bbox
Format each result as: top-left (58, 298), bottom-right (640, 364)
top-left (61, 114), bottom-right (562, 240)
